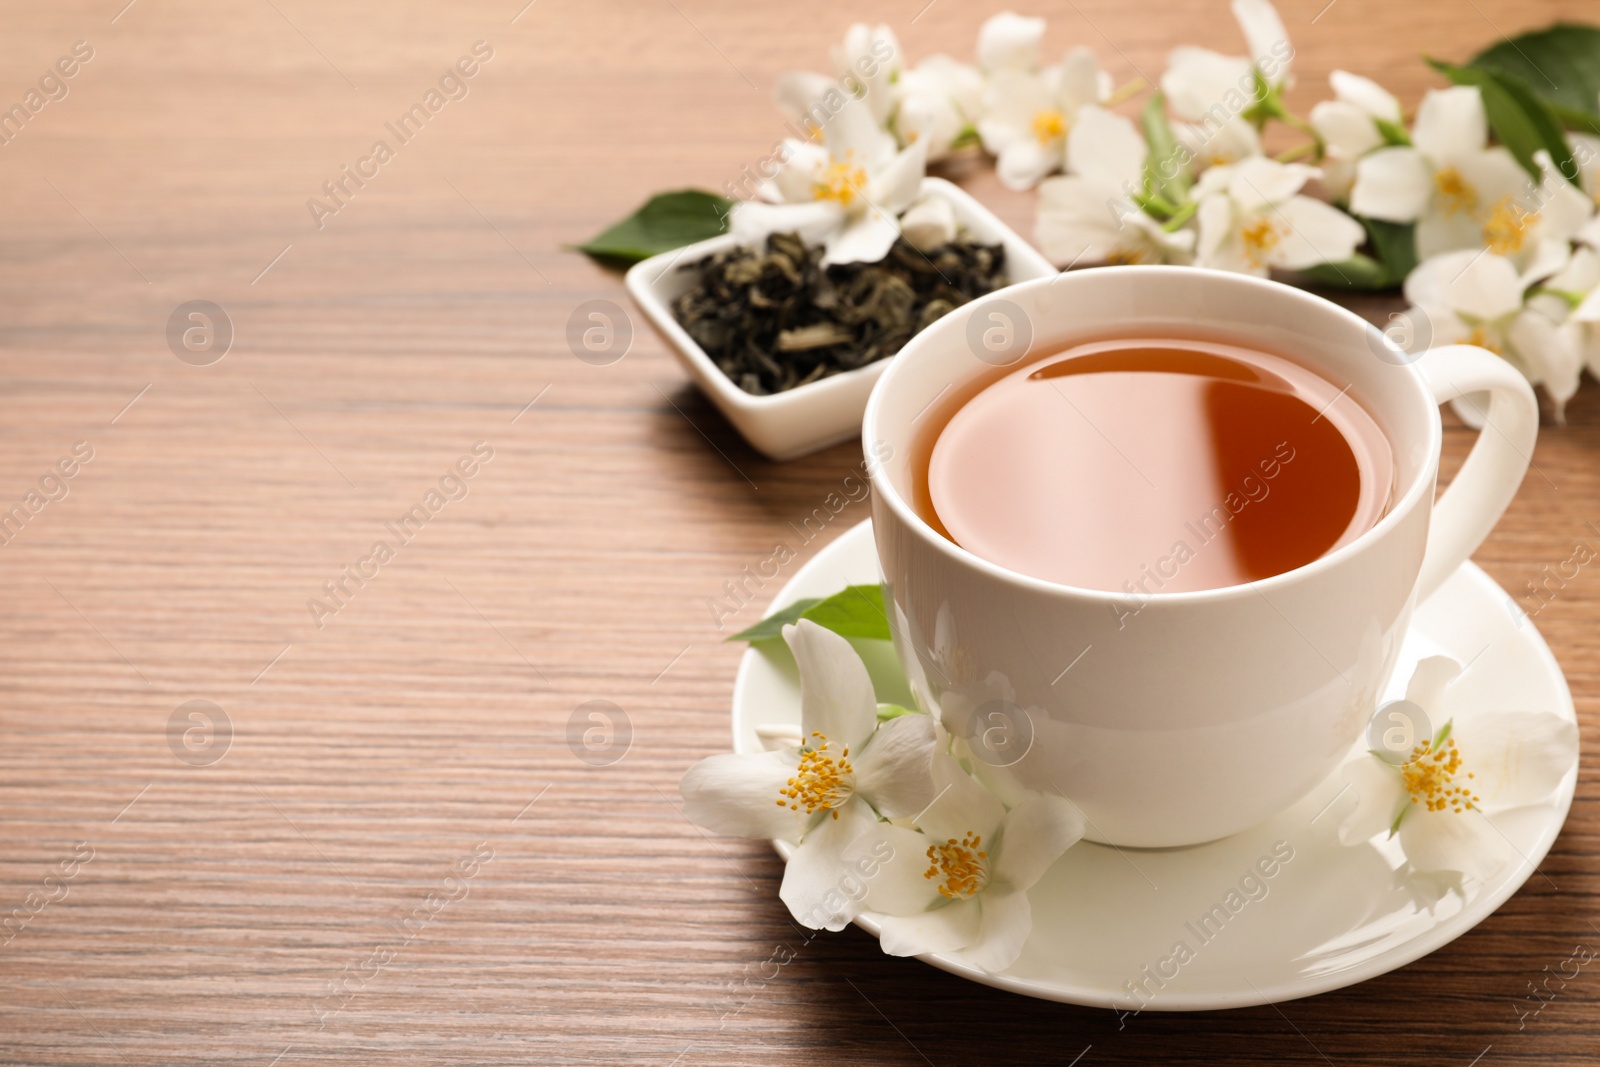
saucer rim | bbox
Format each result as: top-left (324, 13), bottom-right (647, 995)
top-left (732, 519), bottom-right (1578, 1011)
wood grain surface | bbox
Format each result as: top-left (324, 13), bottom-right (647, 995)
top-left (0, 0), bottom-right (1595, 1063)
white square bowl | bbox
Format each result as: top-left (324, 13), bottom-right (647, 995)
top-left (625, 177), bottom-right (1058, 462)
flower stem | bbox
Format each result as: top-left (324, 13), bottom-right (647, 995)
top-left (1135, 191), bottom-right (1182, 219)
top-left (1104, 77), bottom-right (1149, 108)
top-left (1273, 109), bottom-right (1325, 159)
top-left (1162, 201), bottom-right (1198, 231)
top-left (1274, 141), bottom-right (1318, 163)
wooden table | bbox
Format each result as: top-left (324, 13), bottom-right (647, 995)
top-left (0, 0), bottom-right (1594, 1062)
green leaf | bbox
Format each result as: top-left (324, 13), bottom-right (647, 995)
top-left (875, 703), bottom-right (920, 721)
top-left (1141, 92), bottom-right (1192, 206)
top-left (1428, 58), bottom-right (1576, 183)
top-left (798, 584), bottom-right (892, 641)
top-left (727, 597), bottom-right (821, 643)
top-left (1363, 216), bottom-right (1418, 285)
top-left (1469, 23), bottom-right (1600, 136)
top-left (1297, 252), bottom-right (1391, 291)
top-left (1299, 217), bottom-right (1417, 291)
top-left (727, 584), bottom-right (893, 644)
top-left (1373, 117), bottom-right (1412, 147)
top-left (573, 189), bottom-right (734, 266)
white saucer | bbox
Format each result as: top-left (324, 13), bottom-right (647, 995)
top-left (730, 520), bottom-right (1578, 1010)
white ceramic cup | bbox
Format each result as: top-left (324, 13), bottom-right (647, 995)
top-left (863, 266), bottom-right (1538, 848)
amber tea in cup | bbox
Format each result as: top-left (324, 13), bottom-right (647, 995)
top-left (915, 337), bottom-right (1396, 594)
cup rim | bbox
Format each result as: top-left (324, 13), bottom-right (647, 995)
top-left (861, 265), bottom-right (1443, 605)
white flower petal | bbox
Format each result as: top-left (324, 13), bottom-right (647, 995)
top-left (996, 138), bottom-right (1060, 191)
top-left (1458, 146), bottom-right (1537, 214)
top-left (853, 712), bottom-right (938, 819)
top-left (901, 54), bottom-right (984, 116)
top-left (1232, 0), bottom-right (1290, 82)
top-left (896, 95), bottom-right (958, 157)
top-left (1409, 302), bottom-right (1472, 348)
top-left (838, 823), bottom-right (946, 917)
top-left (897, 56), bottom-right (984, 159)
top-left (1229, 157), bottom-right (1315, 209)
top-left (1175, 118), bottom-right (1261, 169)
top-left (1405, 655), bottom-right (1463, 711)
top-left (822, 211), bottom-right (901, 266)
top-left (1509, 307), bottom-right (1579, 402)
top-left (832, 24), bottom-right (901, 125)
top-left (1412, 85), bottom-right (1488, 165)
top-left (1331, 69), bottom-right (1401, 122)
top-left (773, 71), bottom-right (838, 125)
top-left (1349, 146), bottom-right (1433, 222)
top-left (780, 799), bottom-right (880, 930)
top-left (866, 140), bottom-right (929, 215)
top-left (1339, 754), bottom-right (1407, 845)
top-left (1575, 281), bottom-right (1600, 323)
top-left (960, 886), bottom-right (1033, 972)
top-left (1130, 211), bottom-right (1198, 260)
top-left (1416, 207), bottom-right (1493, 261)
top-left (1397, 807), bottom-right (1507, 880)
top-left (1519, 239), bottom-right (1574, 290)
top-left (977, 68), bottom-right (1054, 154)
top-left (822, 95), bottom-right (896, 170)
top-left (1453, 708), bottom-right (1580, 809)
top-left (730, 200), bottom-right (843, 248)
top-left (786, 619), bottom-right (879, 748)
top-left (1161, 46), bottom-right (1254, 122)
top-left (755, 723), bottom-right (804, 752)
top-left (1578, 212), bottom-right (1600, 251)
top-left (1066, 105), bottom-right (1147, 191)
top-left (1319, 157), bottom-right (1359, 204)
top-left (1055, 47), bottom-right (1103, 112)
top-left (917, 753), bottom-right (1005, 844)
top-left (1269, 194), bottom-right (1366, 269)
top-left (1195, 192), bottom-right (1247, 271)
top-left (900, 194), bottom-right (957, 252)
top-left (1035, 176), bottom-right (1136, 264)
top-left (1572, 131), bottom-right (1600, 196)
top-left (976, 12), bottom-right (1046, 73)
top-left (875, 899), bottom-right (982, 957)
top-left (1407, 249), bottom-right (1525, 321)
top-left (1311, 100), bottom-right (1384, 163)
top-left (1545, 243), bottom-right (1600, 295)
top-left (1530, 151), bottom-right (1597, 246)
top-left (770, 140), bottom-right (831, 204)
top-left (992, 793), bottom-right (1084, 892)
top-left (680, 750), bottom-right (808, 841)
top-left (1402, 249), bottom-right (1479, 308)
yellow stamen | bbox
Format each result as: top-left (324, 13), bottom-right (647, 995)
top-left (1106, 248), bottom-right (1148, 266)
top-left (1465, 325), bottom-right (1502, 355)
top-left (923, 831), bottom-right (990, 899)
top-left (1483, 195), bottom-right (1537, 255)
top-left (1400, 735), bottom-right (1480, 814)
top-left (1031, 108), bottom-right (1067, 144)
top-left (812, 158), bottom-right (868, 206)
top-left (1240, 217), bottom-right (1283, 267)
top-left (1434, 166), bottom-right (1478, 216)
top-left (778, 732), bottom-right (855, 818)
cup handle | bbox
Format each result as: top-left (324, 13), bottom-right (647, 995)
top-left (1411, 344), bottom-right (1539, 603)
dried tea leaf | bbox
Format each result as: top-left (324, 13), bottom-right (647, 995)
top-left (671, 231), bottom-right (1008, 396)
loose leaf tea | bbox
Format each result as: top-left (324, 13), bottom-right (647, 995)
top-left (672, 232), bottom-right (1008, 396)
